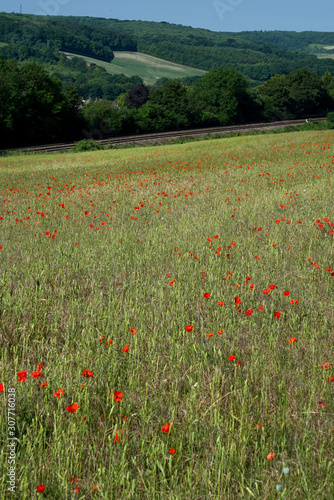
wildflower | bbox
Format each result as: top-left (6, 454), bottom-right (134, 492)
top-left (54, 389), bottom-right (65, 398)
top-left (185, 325), bottom-right (193, 332)
top-left (267, 452), bottom-right (275, 460)
top-left (82, 369), bottom-right (93, 377)
top-left (289, 338), bottom-right (297, 343)
top-left (66, 403), bottom-right (79, 414)
top-left (0, 384), bottom-right (3, 392)
top-left (162, 423), bottom-right (171, 434)
top-left (32, 371), bottom-right (42, 379)
top-left (169, 448), bottom-right (176, 454)
top-left (228, 355), bottom-right (236, 361)
top-left (110, 391), bottom-right (123, 402)
top-left (274, 311), bottom-right (281, 319)
top-left (283, 291), bottom-right (290, 296)
top-left (129, 328), bottom-right (136, 335)
top-left (123, 345), bottom-right (129, 352)
top-left (17, 371), bottom-right (27, 382)
top-left (203, 293), bottom-right (210, 298)
top-left (37, 485), bottom-right (45, 493)
top-left (40, 382), bottom-right (48, 389)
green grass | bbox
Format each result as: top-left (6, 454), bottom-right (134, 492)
top-left (62, 51), bottom-right (206, 86)
top-left (1, 130), bottom-right (334, 498)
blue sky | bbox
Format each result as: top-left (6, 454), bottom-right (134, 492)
top-left (1, 0), bottom-right (334, 33)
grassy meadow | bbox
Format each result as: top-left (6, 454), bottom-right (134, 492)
top-left (1, 130), bottom-right (334, 499)
top-left (62, 51), bottom-right (206, 86)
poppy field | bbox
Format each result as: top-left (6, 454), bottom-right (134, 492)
top-left (1, 130), bottom-right (334, 498)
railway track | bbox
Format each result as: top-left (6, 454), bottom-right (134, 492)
top-left (5, 118), bottom-right (326, 155)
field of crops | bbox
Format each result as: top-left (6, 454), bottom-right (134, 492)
top-left (62, 51), bottom-right (206, 86)
top-left (1, 130), bottom-right (333, 498)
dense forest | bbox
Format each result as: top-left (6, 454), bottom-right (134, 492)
top-left (1, 13), bottom-right (334, 149)
top-left (2, 14), bottom-right (334, 85)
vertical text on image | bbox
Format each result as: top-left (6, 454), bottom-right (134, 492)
top-left (7, 387), bottom-right (16, 494)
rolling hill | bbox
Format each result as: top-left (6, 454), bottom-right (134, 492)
top-left (62, 51), bottom-right (206, 86)
top-left (2, 13), bottom-right (334, 86)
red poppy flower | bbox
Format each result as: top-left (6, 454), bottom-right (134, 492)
top-left (228, 355), bottom-right (236, 361)
top-left (289, 337), bottom-right (297, 343)
top-left (267, 452), bottom-right (275, 460)
top-left (129, 328), bottom-right (136, 335)
top-left (82, 369), bottom-right (93, 377)
top-left (66, 403), bottom-right (79, 414)
top-left (17, 371), bottom-right (27, 382)
top-left (123, 345), bottom-right (129, 352)
top-left (54, 388), bottom-right (65, 398)
top-left (37, 485), bottom-right (45, 493)
top-left (110, 391), bottom-right (123, 402)
top-left (32, 371), bottom-right (42, 379)
top-left (0, 383), bottom-right (3, 392)
top-left (203, 293), bottom-right (210, 298)
top-left (245, 309), bottom-right (253, 316)
top-left (37, 362), bottom-right (44, 371)
top-left (185, 324), bottom-right (193, 332)
top-left (169, 448), bottom-right (176, 454)
top-left (274, 312), bottom-right (281, 319)
top-left (283, 291), bottom-right (290, 296)
top-left (40, 381), bottom-right (48, 389)
top-left (162, 423), bottom-right (171, 434)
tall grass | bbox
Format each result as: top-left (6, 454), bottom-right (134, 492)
top-left (1, 130), bottom-right (334, 498)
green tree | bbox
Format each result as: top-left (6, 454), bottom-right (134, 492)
top-left (288, 68), bottom-right (330, 116)
top-left (193, 67), bottom-right (254, 125)
top-left (0, 57), bottom-right (85, 147)
top-left (81, 99), bottom-right (134, 137)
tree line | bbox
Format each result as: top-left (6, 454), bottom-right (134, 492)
top-left (1, 57), bottom-right (333, 149)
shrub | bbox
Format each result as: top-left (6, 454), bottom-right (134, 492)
top-left (326, 111), bottom-right (334, 128)
top-left (72, 139), bottom-right (104, 152)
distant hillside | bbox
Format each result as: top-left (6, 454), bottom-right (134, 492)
top-left (62, 51), bottom-right (206, 86)
top-left (231, 31), bottom-right (334, 56)
top-left (2, 14), bottom-right (334, 85)
top-left (59, 17), bottom-right (334, 81)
